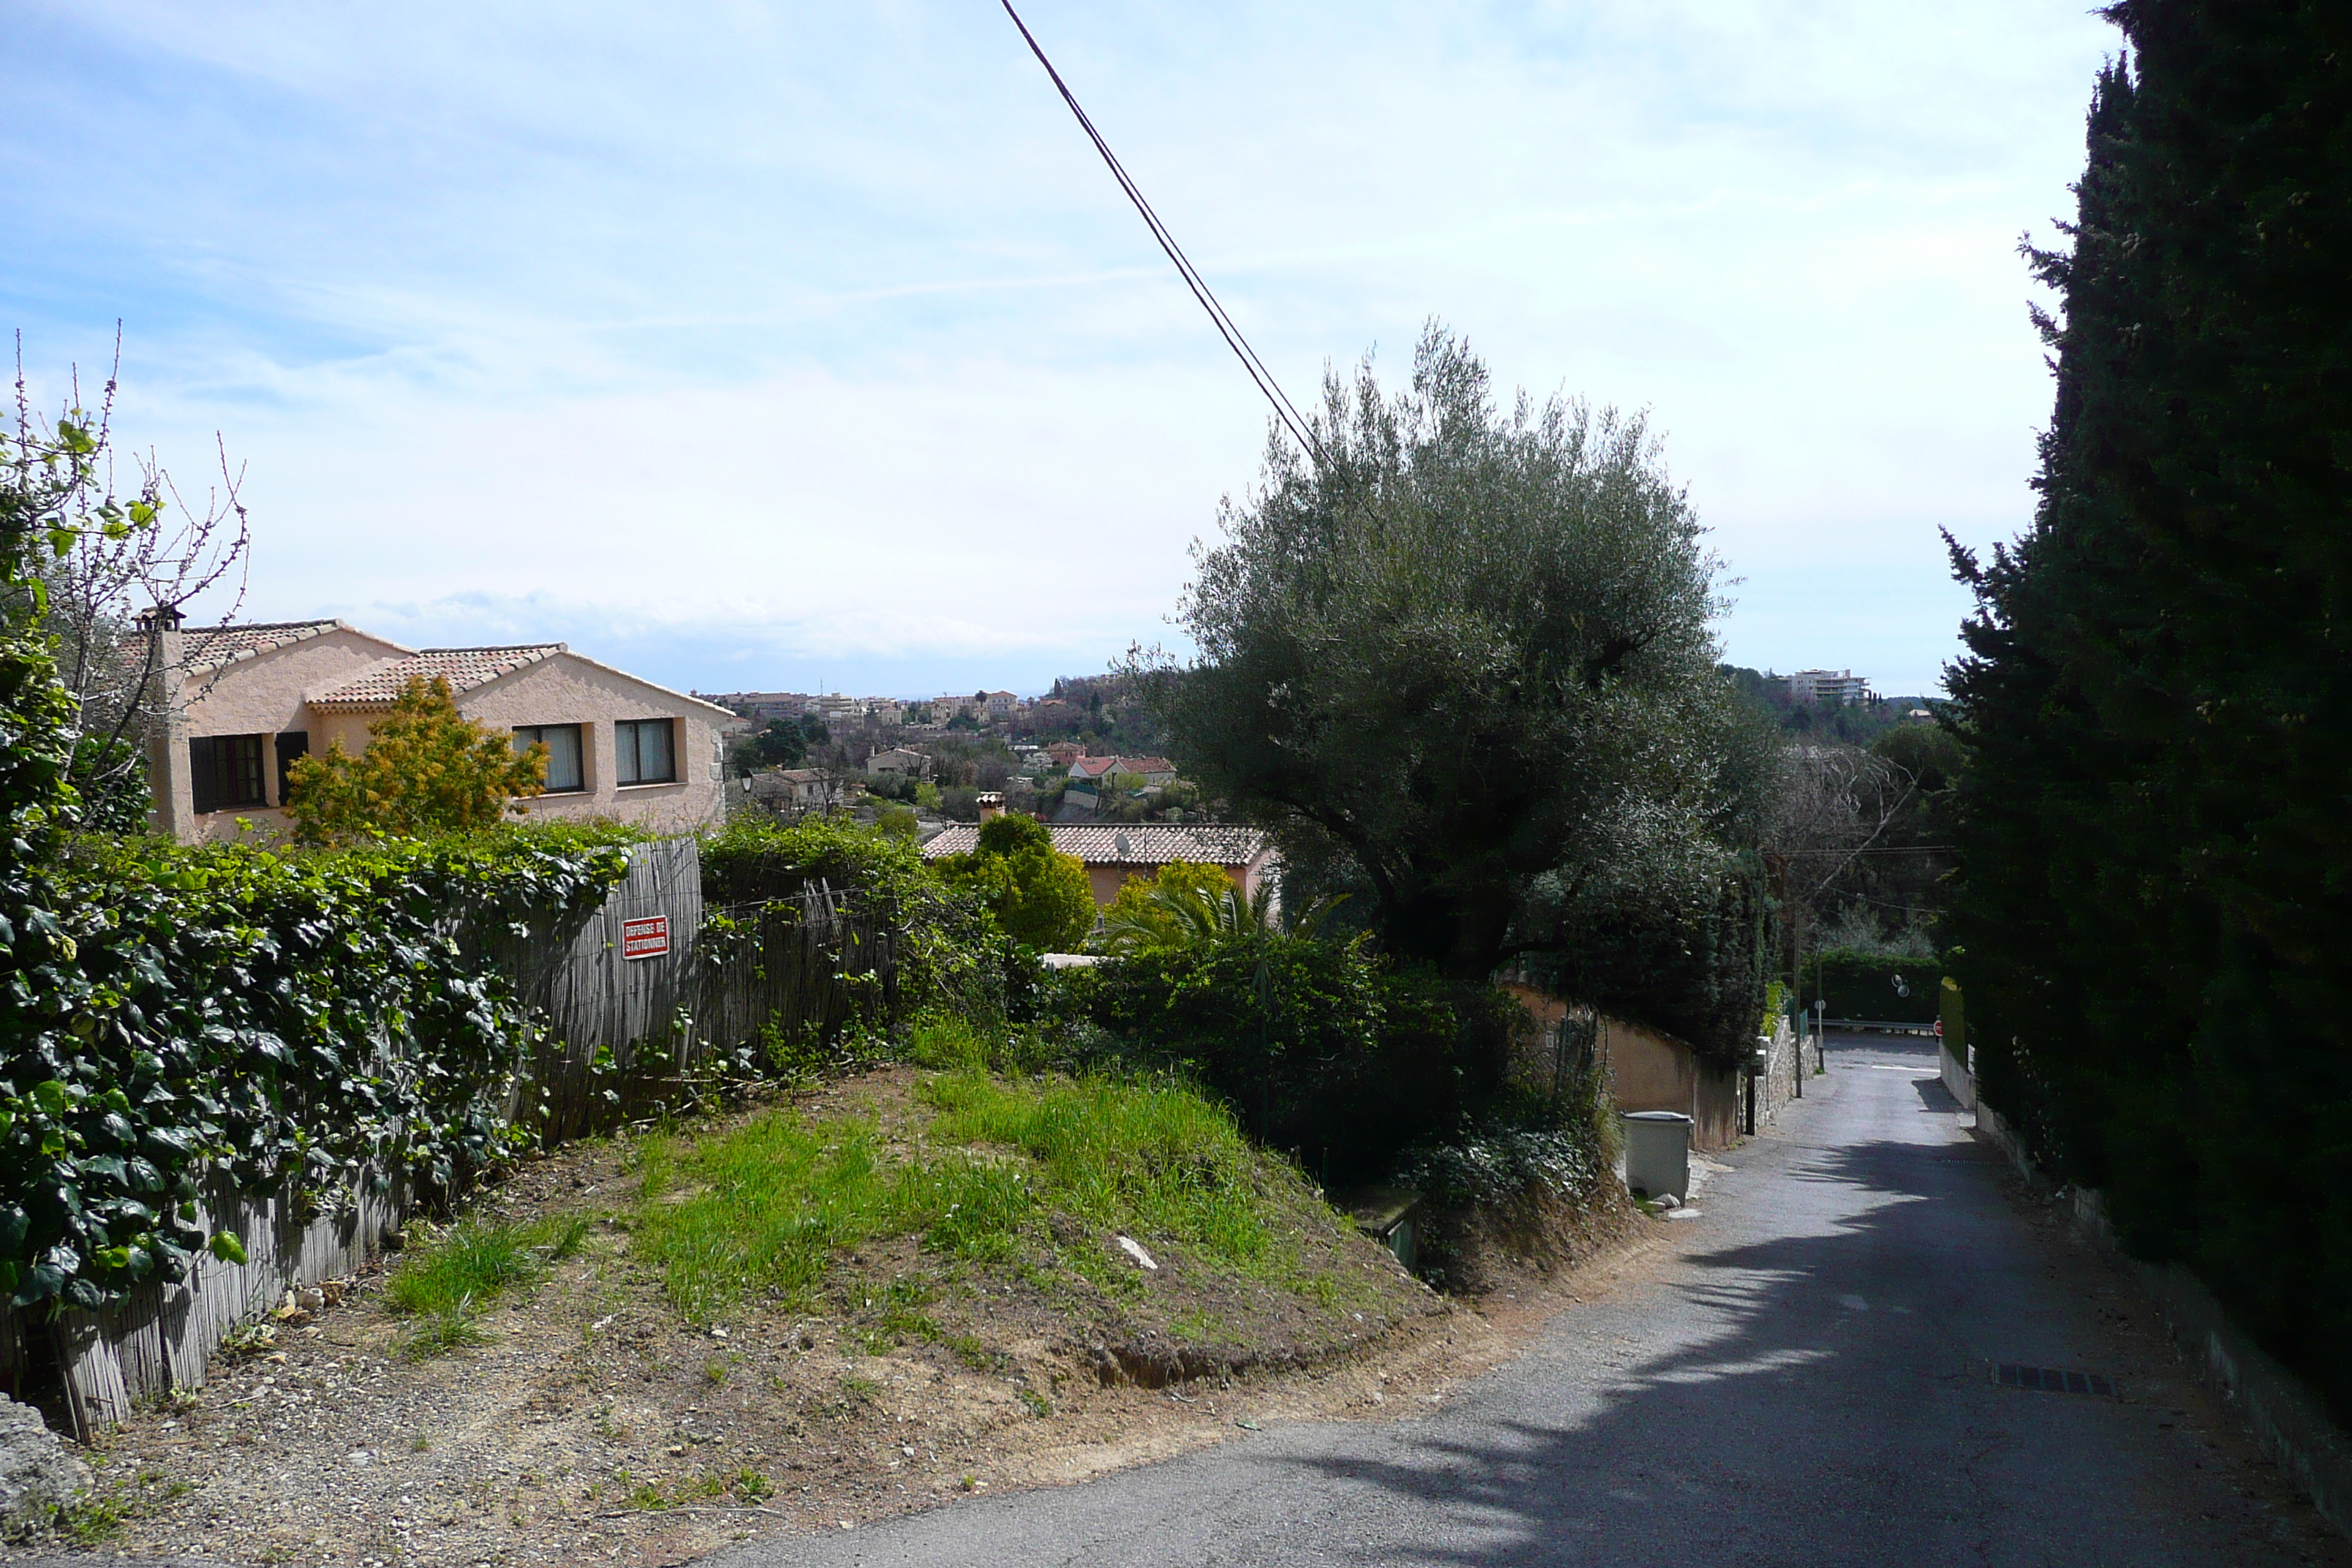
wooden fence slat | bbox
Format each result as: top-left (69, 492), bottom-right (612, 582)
top-left (54, 1311), bottom-right (129, 1442)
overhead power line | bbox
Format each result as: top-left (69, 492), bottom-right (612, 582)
top-left (995, 0), bottom-right (1326, 468)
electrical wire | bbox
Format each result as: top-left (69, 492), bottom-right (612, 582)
top-left (996, 0), bottom-right (1326, 468)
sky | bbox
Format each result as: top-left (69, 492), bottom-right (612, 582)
top-left (4, 1), bottom-right (2119, 700)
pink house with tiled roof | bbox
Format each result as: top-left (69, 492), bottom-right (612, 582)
top-left (146, 616), bottom-right (731, 843)
top-left (921, 821), bottom-right (1275, 910)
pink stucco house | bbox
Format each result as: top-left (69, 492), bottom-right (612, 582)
top-left (143, 615), bottom-right (733, 843)
top-left (921, 819), bottom-right (1275, 911)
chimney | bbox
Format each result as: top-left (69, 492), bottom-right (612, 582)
top-left (976, 792), bottom-right (1005, 823)
top-left (136, 605), bottom-right (190, 840)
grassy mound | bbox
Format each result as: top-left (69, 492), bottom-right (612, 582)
top-left (626, 1066), bottom-right (1430, 1380)
top-left (638, 1071), bottom-right (1333, 1318)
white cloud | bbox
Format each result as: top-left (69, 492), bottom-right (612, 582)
top-left (4, 0), bottom-right (2117, 698)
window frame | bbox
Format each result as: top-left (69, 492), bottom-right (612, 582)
top-left (614, 717), bottom-right (678, 787)
top-left (189, 734), bottom-right (266, 814)
top-left (511, 723), bottom-right (588, 794)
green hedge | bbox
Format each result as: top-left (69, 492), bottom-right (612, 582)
top-left (1, 827), bottom-right (630, 1311)
top-left (1065, 933), bottom-right (1507, 1185)
top-left (1801, 950), bottom-right (1942, 1027)
top-left (698, 814), bottom-right (1032, 1022)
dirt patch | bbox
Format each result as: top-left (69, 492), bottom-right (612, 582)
top-left (26, 1071), bottom-right (1654, 1567)
top-left (1420, 1181), bottom-right (1645, 1300)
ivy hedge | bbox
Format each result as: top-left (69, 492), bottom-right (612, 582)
top-left (1, 826), bottom-right (631, 1311)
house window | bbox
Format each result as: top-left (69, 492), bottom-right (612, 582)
top-left (189, 734), bottom-right (265, 813)
top-left (614, 718), bottom-right (675, 785)
top-left (512, 724), bottom-right (585, 792)
top-left (274, 731), bottom-right (309, 807)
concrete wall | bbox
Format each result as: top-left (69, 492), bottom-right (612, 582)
top-left (1694, 1063), bottom-right (1741, 1152)
top-left (1602, 1016), bottom-right (1742, 1153)
top-left (1085, 864), bottom-right (1139, 908)
top-left (1604, 1015), bottom-right (1697, 1117)
top-left (1500, 986), bottom-right (1743, 1152)
top-left (1939, 1039), bottom-right (1976, 1110)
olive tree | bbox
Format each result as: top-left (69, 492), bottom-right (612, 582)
top-left (1152, 325), bottom-right (1767, 1001)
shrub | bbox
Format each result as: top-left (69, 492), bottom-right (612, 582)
top-left (286, 676), bottom-right (548, 843)
top-left (932, 815), bottom-right (1093, 953)
top-left (1077, 932), bottom-right (1488, 1184)
top-left (1098, 862), bottom-right (1251, 952)
top-left (699, 813), bottom-right (1036, 1025)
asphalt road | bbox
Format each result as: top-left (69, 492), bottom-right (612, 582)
top-left (705, 1033), bottom-right (2350, 1568)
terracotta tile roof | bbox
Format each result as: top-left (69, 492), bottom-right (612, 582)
top-left (1069, 755), bottom-right (1177, 780)
top-left (311, 644), bottom-right (566, 709)
top-left (922, 823), bottom-right (1269, 866)
top-left (181, 619), bottom-right (351, 672)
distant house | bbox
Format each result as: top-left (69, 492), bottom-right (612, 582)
top-left (144, 616), bottom-right (731, 843)
top-left (1044, 741), bottom-right (1084, 767)
top-left (1066, 754), bottom-right (1175, 788)
top-left (982, 690), bottom-right (1019, 723)
top-left (923, 819), bottom-right (1275, 910)
top-left (750, 767), bottom-right (834, 812)
top-left (864, 746), bottom-right (932, 782)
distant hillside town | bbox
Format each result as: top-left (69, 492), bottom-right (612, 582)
top-left (693, 674), bottom-right (1194, 834)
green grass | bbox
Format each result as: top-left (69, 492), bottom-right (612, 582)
top-left (630, 1069), bottom-right (1296, 1324)
top-left (59, 1495), bottom-right (127, 1544)
top-left (904, 1016), bottom-right (990, 1071)
top-left (382, 1213), bottom-right (589, 1357)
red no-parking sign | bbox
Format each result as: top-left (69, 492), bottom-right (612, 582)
top-left (621, 915), bottom-right (670, 960)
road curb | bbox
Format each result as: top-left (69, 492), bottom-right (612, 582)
top-left (1975, 1098), bottom-right (2352, 1542)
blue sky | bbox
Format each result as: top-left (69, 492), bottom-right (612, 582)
top-left (4, 1), bottom-right (2117, 698)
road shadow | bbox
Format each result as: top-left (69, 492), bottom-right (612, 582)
top-left (1912, 1077), bottom-right (1961, 1113)
top-left (1239, 1066), bottom-right (2295, 1568)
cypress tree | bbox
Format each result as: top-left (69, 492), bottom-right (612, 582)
top-left (1948, 2), bottom-right (2352, 1410)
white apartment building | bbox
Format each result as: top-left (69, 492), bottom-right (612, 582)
top-left (1786, 668), bottom-right (1876, 706)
